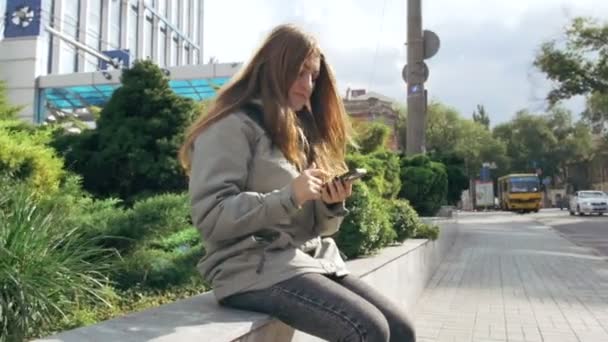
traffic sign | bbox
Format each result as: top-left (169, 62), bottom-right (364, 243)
top-left (423, 30), bottom-right (440, 59)
top-left (402, 62), bottom-right (429, 83)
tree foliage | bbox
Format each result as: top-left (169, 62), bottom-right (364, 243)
top-left (425, 101), bottom-right (508, 178)
top-left (534, 17), bottom-right (608, 105)
top-left (472, 104), bottom-right (490, 129)
top-left (353, 121), bottom-right (392, 154)
top-left (582, 91), bottom-right (608, 134)
top-left (493, 108), bottom-right (592, 184)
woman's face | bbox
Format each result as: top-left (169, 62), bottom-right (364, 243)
top-left (288, 55), bottom-right (320, 111)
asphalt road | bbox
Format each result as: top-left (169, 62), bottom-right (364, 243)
top-left (531, 208), bottom-right (608, 258)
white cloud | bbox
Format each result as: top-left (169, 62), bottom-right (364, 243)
top-left (203, 0), bottom-right (608, 125)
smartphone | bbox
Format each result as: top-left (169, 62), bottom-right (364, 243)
top-left (337, 168), bottom-right (367, 182)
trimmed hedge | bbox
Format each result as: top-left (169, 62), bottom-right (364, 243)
top-left (336, 182), bottom-right (396, 258)
top-left (346, 150), bottom-right (401, 199)
top-left (385, 198), bottom-right (421, 242)
top-left (399, 154), bottom-right (448, 216)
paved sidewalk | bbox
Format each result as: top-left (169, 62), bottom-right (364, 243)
top-left (413, 213), bottom-right (608, 342)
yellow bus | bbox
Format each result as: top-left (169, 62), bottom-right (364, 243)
top-left (497, 174), bottom-right (542, 213)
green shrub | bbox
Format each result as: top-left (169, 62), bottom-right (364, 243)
top-left (109, 193), bottom-right (192, 251)
top-left (346, 150), bottom-right (401, 199)
top-left (114, 241), bottom-right (203, 290)
top-left (336, 183), bottom-right (396, 259)
top-left (30, 177), bottom-right (200, 292)
top-left (52, 60), bottom-right (198, 202)
top-left (430, 152), bottom-right (469, 205)
top-left (353, 121), bottom-right (392, 154)
top-left (368, 150), bottom-right (401, 198)
top-left (0, 181), bottom-right (114, 341)
top-left (0, 126), bottom-right (64, 196)
top-left (102, 193), bottom-right (201, 290)
top-left (399, 154), bottom-right (448, 216)
top-left (0, 118), bottom-right (38, 134)
top-left (414, 223), bottom-right (440, 240)
top-left (37, 174), bottom-right (127, 243)
top-left (385, 198), bottom-right (421, 242)
top-left (149, 228), bottom-right (201, 252)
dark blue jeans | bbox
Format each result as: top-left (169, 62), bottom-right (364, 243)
top-left (220, 273), bottom-right (416, 342)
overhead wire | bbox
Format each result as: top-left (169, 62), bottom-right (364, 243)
top-left (367, 0), bottom-right (390, 92)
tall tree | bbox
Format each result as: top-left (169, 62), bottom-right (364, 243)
top-left (581, 91), bottom-right (608, 134)
top-left (494, 110), bottom-right (558, 176)
top-left (425, 101), bottom-right (461, 153)
top-left (424, 101), bottom-right (507, 177)
top-left (493, 108), bottom-right (592, 183)
top-left (472, 104), bottom-right (490, 129)
top-left (534, 17), bottom-right (608, 105)
top-left (353, 122), bottom-right (392, 154)
top-left (546, 107), bottom-right (593, 183)
top-left (455, 119), bottom-right (508, 178)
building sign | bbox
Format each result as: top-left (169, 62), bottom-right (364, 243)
top-left (4, 0), bottom-right (41, 38)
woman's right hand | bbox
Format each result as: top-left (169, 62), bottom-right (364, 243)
top-left (291, 163), bottom-right (329, 207)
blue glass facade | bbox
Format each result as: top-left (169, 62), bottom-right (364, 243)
top-left (42, 76), bottom-right (229, 110)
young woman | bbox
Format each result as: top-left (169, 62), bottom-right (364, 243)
top-left (179, 24), bottom-right (415, 342)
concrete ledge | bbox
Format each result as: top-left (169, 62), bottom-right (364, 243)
top-left (36, 218), bottom-right (459, 342)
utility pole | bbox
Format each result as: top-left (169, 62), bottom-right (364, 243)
top-left (403, 0), bottom-right (439, 155)
top-left (406, 0), bottom-right (425, 155)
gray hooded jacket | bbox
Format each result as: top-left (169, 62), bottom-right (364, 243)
top-left (189, 108), bottom-right (349, 301)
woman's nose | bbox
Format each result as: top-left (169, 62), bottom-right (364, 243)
top-left (302, 74), bottom-right (314, 93)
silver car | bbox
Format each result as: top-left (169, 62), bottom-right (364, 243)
top-left (569, 191), bottom-right (608, 216)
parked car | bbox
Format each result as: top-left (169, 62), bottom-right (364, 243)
top-left (569, 191), bottom-right (608, 216)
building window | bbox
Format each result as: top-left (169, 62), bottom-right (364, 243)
top-left (192, 0), bottom-right (198, 44)
top-left (143, 9), bottom-right (153, 59)
top-left (128, 3), bottom-right (139, 58)
top-left (159, 0), bottom-right (167, 18)
top-left (85, 0), bottom-right (103, 71)
top-left (159, 26), bottom-right (167, 66)
top-left (171, 0), bottom-right (179, 27)
top-left (183, 0), bottom-right (190, 36)
top-left (109, 0), bottom-right (121, 49)
top-left (171, 35), bottom-right (179, 66)
top-left (60, 0), bottom-right (81, 73)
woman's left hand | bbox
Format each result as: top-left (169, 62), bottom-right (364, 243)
top-left (321, 179), bottom-right (353, 204)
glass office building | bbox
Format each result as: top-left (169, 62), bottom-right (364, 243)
top-left (0, 0), bottom-right (240, 122)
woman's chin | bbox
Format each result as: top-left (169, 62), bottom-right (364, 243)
top-left (290, 102), bottom-right (306, 112)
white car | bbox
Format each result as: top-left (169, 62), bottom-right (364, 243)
top-left (569, 191), bottom-right (608, 216)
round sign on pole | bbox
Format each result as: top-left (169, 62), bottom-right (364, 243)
top-left (402, 62), bottom-right (429, 84)
top-left (423, 30), bottom-right (440, 59)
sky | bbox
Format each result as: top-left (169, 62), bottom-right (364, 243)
top-left (202, 0), bottom-right (608, 126)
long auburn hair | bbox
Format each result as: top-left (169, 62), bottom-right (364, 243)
top-left (179, 24), bottom-right (350, 178)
